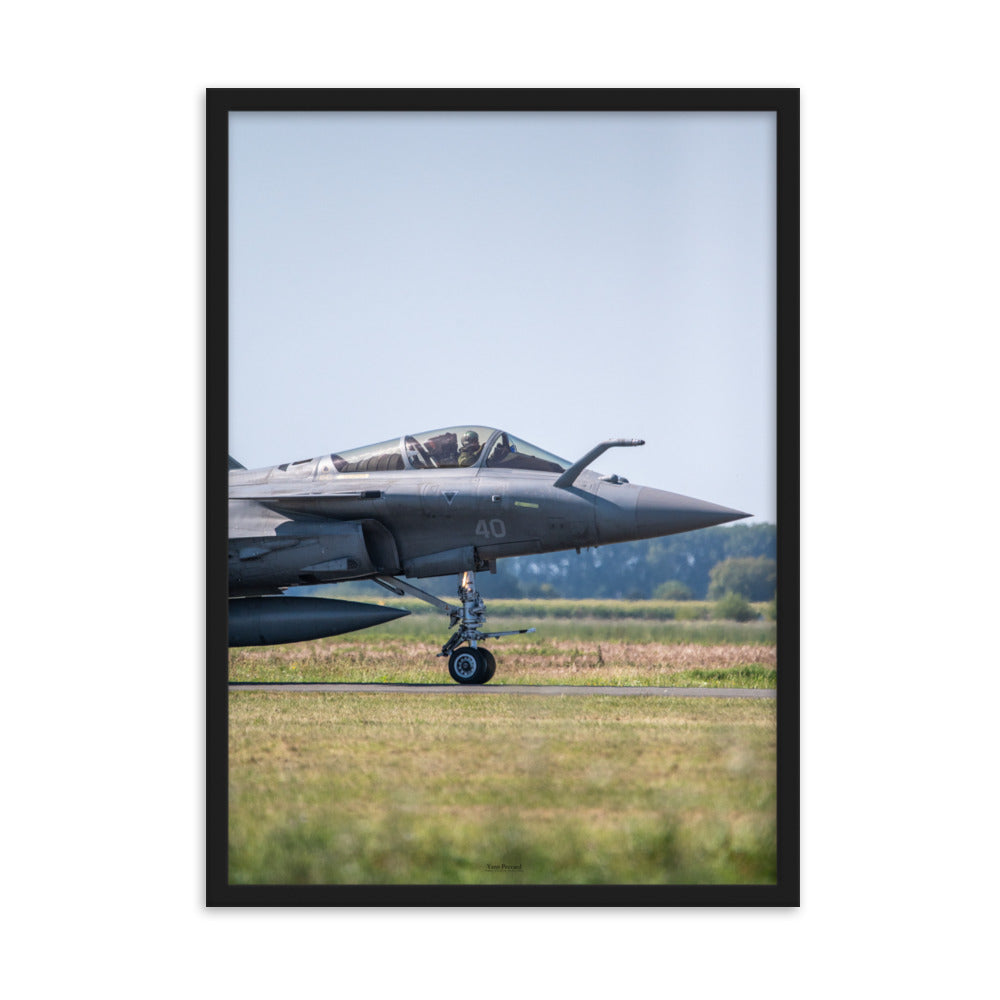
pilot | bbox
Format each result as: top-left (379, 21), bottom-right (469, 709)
top-left (457, 430), bottom-right (483, 467)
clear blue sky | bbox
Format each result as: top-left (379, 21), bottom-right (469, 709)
top-left (230, 111), bottom-right (776, 521)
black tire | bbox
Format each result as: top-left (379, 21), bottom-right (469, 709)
top-left (448, 647), bottom-right (488, 684)
top-left (480, 648), bottom-right (496, 682)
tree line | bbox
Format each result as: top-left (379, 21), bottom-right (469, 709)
top-left (480, 522), bottom-right (777, 601)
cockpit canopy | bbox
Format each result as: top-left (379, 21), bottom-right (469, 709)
top-left (330, 426), bottom-right (570, 475)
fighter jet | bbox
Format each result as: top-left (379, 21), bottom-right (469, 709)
top-left (229, 425), bottom-right (749, 684)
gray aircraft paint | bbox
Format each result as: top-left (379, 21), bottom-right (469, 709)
top-left (228, 425), bottom-right (748, 678)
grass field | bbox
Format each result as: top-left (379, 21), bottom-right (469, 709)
top-left (229, 608), bottom-right (777, 687)
top-left (228, 600), bottom-right (780, 885)
top-left (364, 597), bottom-right (774, 621)
top-left (229, 691), bottom-right (777, 885)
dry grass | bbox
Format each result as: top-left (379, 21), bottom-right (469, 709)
top-left (342, 610), bottom-right (777, 644)
top-left (230, 637), bottom-right (776, 687)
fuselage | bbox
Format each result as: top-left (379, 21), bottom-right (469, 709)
top-left (228, 426), bottom-right (747, 595)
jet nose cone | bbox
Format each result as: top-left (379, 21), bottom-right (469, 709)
top-left (635, 487), bottom-right (750, 537)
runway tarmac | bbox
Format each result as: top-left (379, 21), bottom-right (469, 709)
top-left (230, 682), bottom-right (774, 699)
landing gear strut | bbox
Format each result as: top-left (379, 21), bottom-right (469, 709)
top-left (439, 571), bottom-right (531, 683)
top-left (374, 570), bottom-right (533, 685)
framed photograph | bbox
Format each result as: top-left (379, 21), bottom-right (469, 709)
top-left (207, 88), bottom-right (799, 905)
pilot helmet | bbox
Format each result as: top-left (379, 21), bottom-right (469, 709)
top-left (462, 430), bottom-right (479, 447)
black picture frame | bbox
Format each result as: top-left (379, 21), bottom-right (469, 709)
top-left (207, 87), bottom-right (799, 906)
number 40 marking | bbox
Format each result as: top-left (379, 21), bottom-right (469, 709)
top-left (476, 518), bottom-right (507, 539)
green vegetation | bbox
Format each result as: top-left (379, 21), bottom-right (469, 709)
top-left (229, 692), bottom-right (777, 885)
top-left (228, 596), bottom-right (779, 887)
top-left (230, 635), bottom-right (776, 687)
top-left (348, 597), bottom-right (773, 624)
top-left (230, 600), bottom-right (776, 686)
top-left (653, 580), bottom-right (693, 600)
top-left (675, 603), bottom-right (710, 621)
top-left (713, 592), bottom-right (756, 622)
top-left (707, 557), bottom-right (777, 601)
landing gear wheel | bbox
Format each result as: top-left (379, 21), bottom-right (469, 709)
top-left (448, 647), bottom-right (488, 685)
top-left (480, 648), bottom-right (496, 682)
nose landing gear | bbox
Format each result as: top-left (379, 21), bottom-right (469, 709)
top-left (440, 571), bottom-right (531, 683)
top-left (374, 570), bottom-right (533, 685)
